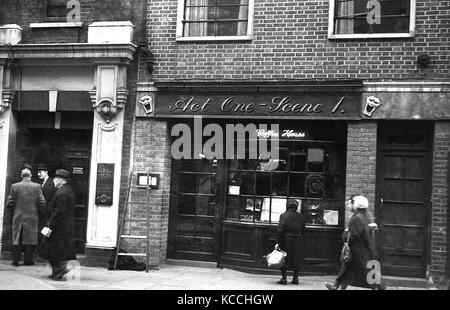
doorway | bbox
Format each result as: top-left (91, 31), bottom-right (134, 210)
top-left (376, 121), bottom-right (433, 278)
top-left (16, 113), bottom-right (93, 254)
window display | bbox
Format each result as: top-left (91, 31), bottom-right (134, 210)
top-left (226, 141), bottom-right (344, 225)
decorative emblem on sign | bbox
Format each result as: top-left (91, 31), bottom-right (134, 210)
top-left (364, 96), bottom-right (382, 117)
top-left (139, 95), bottom-right (153, 114)
top-left (306, 174), bottom-right (324, 197)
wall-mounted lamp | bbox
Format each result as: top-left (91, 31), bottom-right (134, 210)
top-left (138, 41), bottom-right (155, 74)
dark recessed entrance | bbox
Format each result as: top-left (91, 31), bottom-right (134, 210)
top-left (15, 111), bottom-right (93, 254)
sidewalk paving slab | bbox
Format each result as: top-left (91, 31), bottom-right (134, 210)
top-left (0, 260), bottom-right (434, 290)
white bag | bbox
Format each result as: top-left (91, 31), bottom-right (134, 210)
top-left (267, 245), bottom-right (287, 269)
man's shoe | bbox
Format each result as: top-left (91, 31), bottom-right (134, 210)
top-left (52, 268), bottom-right (70, 281)
top-left (23, 262), bottom-right (35, 266)
top-left (325, 282), bottom-right (338, 290)
top-left (277, 279), bottom-right (287, 285)
top-left (11, 261), bottom-right (19, 267)
top-left (291, 278), bottom-right (299, 285)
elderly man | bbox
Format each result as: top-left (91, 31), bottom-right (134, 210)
top-left (37, 164), bottom-right (56, 239)
top-left (39, 169), bottom-right (76, 280)
top-left (275, 199), bottom-right (306, 285)
top-left (7, 168), bottom-right (46, 266)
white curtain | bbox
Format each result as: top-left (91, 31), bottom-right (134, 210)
top-left (336, 0), bottom-right (354, 34)
top-left (185, 0), bottom-right (208, 36)
top-left (237, 0), bottom-right (249, 36)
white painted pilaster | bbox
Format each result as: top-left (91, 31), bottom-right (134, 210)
top-left (86, 65), bottom-right (126, 248)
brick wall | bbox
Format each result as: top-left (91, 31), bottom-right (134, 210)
top-left (0, 0), bottom-right (147, 44)
top-left (345, 122), bottom-right (378, 222)
top-left (123, 118), bottom-right (171, 267)
top-left (431, 121), bottom-right (450, 282)
top-left (147, 0), bottom-right (450, 82)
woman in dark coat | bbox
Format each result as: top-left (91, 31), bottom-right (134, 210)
top-left (39, 169), bottom-right (76, 280)
top-left (276, 199), bottom-right (306, 285)
top-left (326, 195), bottom-right (377, 290)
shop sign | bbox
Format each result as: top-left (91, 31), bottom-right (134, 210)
top-left (256, 129), bottom-right (306, 139)
top-left (155, 93), bottom-right (361, 119)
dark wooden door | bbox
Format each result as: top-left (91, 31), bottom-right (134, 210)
top-left (63, 150), bottom-right (90, 254)
top-left (376, 150), bottom-right (431, 278)
top-left (168, 158), bottom-right (223, 262)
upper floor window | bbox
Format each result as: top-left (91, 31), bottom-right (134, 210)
top-left (45, 0), bottom-right (68, 21)
top-left (176, 0), bottom-right (254, 41)
top-left (328, 0), bottom-right (416, 39)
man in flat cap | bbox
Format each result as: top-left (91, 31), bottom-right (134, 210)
top-left (7, 168), bottom-right (46, 266)
top-left (275, 199), bottom-right (306, 285)
top-left (37, 164), bottom-right (57, 245)
top-left (39, 169), bottom-right (76, 280)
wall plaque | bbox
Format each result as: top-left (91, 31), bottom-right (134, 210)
top-left (95, 163), bottom-right (114, 206)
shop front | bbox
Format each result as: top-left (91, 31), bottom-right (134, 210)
top-left (0, 40), bottom-right (135, 258)
top-left (151, 81), bottom-right (362, 273)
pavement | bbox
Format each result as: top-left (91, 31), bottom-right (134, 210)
top-left (0, 259), bottom-right (435, 290)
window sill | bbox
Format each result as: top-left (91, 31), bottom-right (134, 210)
top-left (328, 32), bottom-right (415, 39)
top-left (176, 35), bottom-right (253, 42)
top-left (30, 22), bottom-right (84, 29)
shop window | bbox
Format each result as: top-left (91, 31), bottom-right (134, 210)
top-left (328, 0), bottom-right (416, 39)
top-left (176, 0), bottom-right (254, 41)
top-left (45, 0), bottom-right (69, 21)
top-left (226, 145), bottom-right (344, 225)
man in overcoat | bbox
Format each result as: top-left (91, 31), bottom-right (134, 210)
top-left (7, 168), bottom-right (46, 266)
top-left (37, 164), bottom-right (56, 242)
top-left (39, 169), bottom-right (77, 280)
top-left (276, 199), bottom-right (306, 285)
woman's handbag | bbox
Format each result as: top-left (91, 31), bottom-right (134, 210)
top-left (340, 232), bottom-right (351, 262)
top-left (267, 244), bottom-right (287, 269)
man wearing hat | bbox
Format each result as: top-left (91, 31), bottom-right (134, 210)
top-left (39, 169), bottom-right (77, 280)
top-left (37, 164), bottom-right (57, 245)
top-left (6, 168), bottom-right (46, 266)
top-left (275, 199), bottom-right (306, 285)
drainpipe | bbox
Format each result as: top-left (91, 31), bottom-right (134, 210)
top-left (447, 152), bottom-right (450, 289)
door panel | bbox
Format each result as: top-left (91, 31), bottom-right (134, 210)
top-left (168, 159), bottom-right (221, 262)
top-left (377, 151), bottom-right (431, 278)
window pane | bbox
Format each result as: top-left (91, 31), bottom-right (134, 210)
top-left (271, 172), bottom-right (288, 196)
top-left (46, 0), bottom-right (68, 18)
top-left (226, 195), bottom-right (240, 219)
top-left (255, 172), bottom-right (271, 195)
top-left (325, 175), bottom-right (340, 200)
top-left (219, 0), bottom-right (248, 5)
top-left (241, 171), bottom-right (255, 195)
top-left (218, 5), bottom-right (248, 20)
top-left (180, 173), bottom-right (197, 193)
top-left (198, 174), bottom-right (212, 194)
top-left (307, 148), bottom-right (324, 172)
top-left (291, 152), bottom-right (307, 171)
top-left (177, 195), bottom-right (196, 214)
top-left (195, 196), bottom-right (215, 216)
top-left (289, 173), bottom-right (305, 197)
top-left (334, 0), bottom-right (410, 34)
